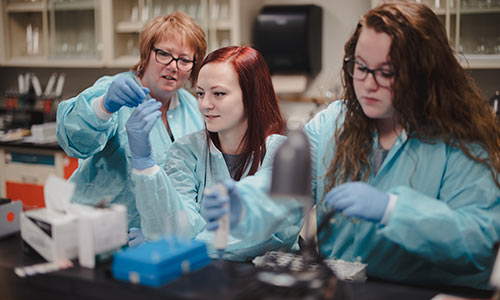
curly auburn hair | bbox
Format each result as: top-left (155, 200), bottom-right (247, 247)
top-left (325, 1), bottom-right (500, 191)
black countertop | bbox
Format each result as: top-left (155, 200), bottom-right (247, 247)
top-left (0, 139), bottom-right (61, 151)
top-left (0, 233), bottom-right (495, 300)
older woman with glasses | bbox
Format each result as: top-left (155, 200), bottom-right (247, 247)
top-left (203, 1), bottom-right (500, 290)
top-left (57, 12), bottom-right (207, 241)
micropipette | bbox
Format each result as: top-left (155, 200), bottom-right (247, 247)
top-left (213, 183), bottom-right (229, 260)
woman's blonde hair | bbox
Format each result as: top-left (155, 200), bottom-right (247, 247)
top-left (132, 12), bottom-right (207, 83)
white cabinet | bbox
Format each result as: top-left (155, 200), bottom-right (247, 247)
top-left (0, 0), bottom-right (262, 68)
top-left (370, 0), bottom-right (500, 69)
top-left (0, 145), bottom-right (78, 210)
top-left (48, 0), bottom-right (101, 61)
top-left (109, 0), bottom-right (262, 67)
top-left (1, 0), bottom-right (102, 67)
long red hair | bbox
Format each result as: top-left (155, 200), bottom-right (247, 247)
top-left (199, 46), bottom-right (285, 180)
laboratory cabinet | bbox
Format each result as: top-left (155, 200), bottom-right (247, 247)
top-left (0, 0), bottom-right (262, 68)
top-left (0, 0), bottom-right (102, 67)
top-left (370, 0), bottom-right (500, 69)
top-left (111, 0), bottom-right (263, 66)
top-left (0, 143), bottom-right (78, 210)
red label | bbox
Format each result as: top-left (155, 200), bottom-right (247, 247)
top-left (7, 211), bottom-right (15, 222)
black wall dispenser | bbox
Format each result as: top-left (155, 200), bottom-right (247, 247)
top-left (254, 5), bottom-right (323, 77)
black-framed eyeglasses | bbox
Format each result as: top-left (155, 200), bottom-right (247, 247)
top-left (152, 47), bottom-right (195, 71)
top-left (344, 57), bottom-right (395, 88)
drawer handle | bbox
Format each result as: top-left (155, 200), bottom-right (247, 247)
top-left (21, 176), bottom-right (39, 183)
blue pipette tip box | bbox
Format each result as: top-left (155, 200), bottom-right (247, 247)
top-left (111, 237), bottom-right (211, 287)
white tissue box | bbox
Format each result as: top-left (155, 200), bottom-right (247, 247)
top-left (20, 208), bottom-right (78, 262)
top-left (19, 175), bottom-right (126, 267)
top-left (77, 203), bottom-right (128, 269)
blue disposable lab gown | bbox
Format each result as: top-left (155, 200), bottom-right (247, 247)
top-left (56, 71), bottom-right (204, 228)
top-left (131, 130), bottom-right (299, 261)
top-left (234, 100), bottom-right (500, 290)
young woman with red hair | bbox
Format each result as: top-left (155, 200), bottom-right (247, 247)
top-left (126, 46), bottom-right (295, 260)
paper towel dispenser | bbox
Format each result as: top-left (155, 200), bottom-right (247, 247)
top-left (254, 5), bottom-right (322, 77)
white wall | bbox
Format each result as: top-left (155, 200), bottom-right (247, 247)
top-left (262, 0), bottom-right (371, 99)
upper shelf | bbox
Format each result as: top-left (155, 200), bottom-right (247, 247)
top-left (2, 56), bottom-right (104, 68)
top-left (6, 2), bottom-right (45, 12)
top-left (458, 54), bottom-right (500, 69)
top-left (214, 20), bottom-right (232, 30)
top-left (115, 21), bottom-right (143, 33)
top-left (51, 0), bottom-right (95, 11)
top-left (434, 6), bottom-right (500, 14)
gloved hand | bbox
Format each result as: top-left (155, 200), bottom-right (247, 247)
top-left (125, 99), bottom-right (162, 170)
top-left (324, 181), bottom-right (389, 222)
top-left (202, 179), bottom-right (243, 231)
top-left (103, 77), bottom-right (149, 113)
top-left (128, 227), bottom-right (146, 248)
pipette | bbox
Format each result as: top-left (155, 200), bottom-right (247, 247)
top-left (213, 183), bottom-right (229, 260)
top-left (15, 259), bottom-right (73, 277)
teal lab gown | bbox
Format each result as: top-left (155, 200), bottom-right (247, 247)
top-left (131, 130), bottom-right (297, 261)
top-left (56, 71), bottom-right (204, 228)
top-left (234, 100), bottom-right (500, 289)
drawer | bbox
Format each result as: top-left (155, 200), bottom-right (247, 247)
top-left (5, 181), bottom-right (45, 210)
top-left (3, 162), bottom-right (56, 184)
top-left (8, 152), bottom-right (55, 166)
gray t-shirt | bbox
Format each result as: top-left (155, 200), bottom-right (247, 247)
top-left (222, 153), bottom-right (244, 179)
top-left (373, 145), bottom-right (389, 176)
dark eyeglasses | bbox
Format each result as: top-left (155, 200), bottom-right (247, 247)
top-left (345, 57), bottom-right (395, 88)
top-left (152, 47), bottom-right (195, 71)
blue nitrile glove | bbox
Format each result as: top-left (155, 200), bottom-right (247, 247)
top-left (324, 181), bottom-right (389, 222)
top-left (125, 99), bottom-right (162, 170)
top-left (103, 76), bottom-right (149, 113)
top-left (202, 179), bottom-right (243, 231)
top-left (128, 227), bottom-right (146, 248)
